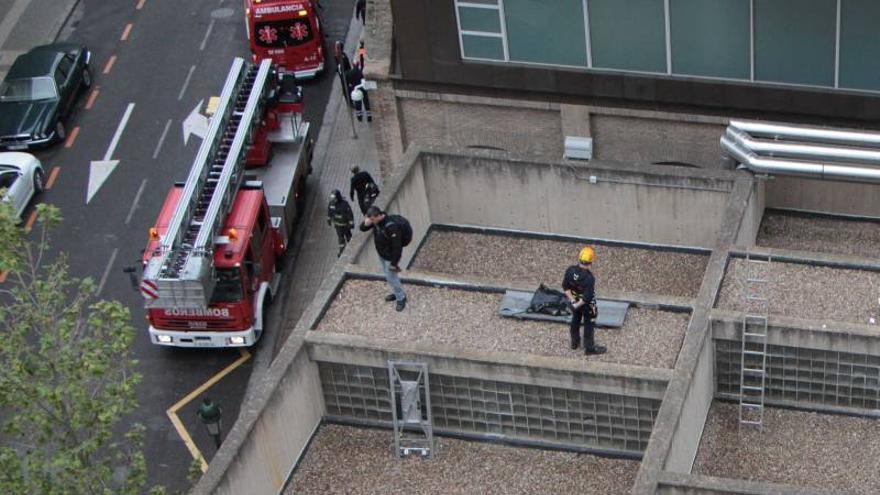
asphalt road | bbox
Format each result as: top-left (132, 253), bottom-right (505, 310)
top-left (11, 0), bottom-right (355, 491)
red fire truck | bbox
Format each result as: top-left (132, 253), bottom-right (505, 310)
top-left (139, 58), bottom-right (312, 347)
top-left (244, 0), bottom-right (325, 79)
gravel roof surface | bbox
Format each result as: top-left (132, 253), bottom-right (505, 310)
top-left (315, 279), bottom-right (689, 369)
top-left (693, 402), bottom-right (880, 493)
top-left (288, 424), bottom-right (640, 495)
top-left (716, 258), bottom-right (880, 325)
top-left (757, 211), bottom-right (880, 258)
top-left (409, 230), bottom-right (708, 298)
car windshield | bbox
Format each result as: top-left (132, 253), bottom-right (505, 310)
top-left (254, 19), bottom-right (314, 48)
top-left (210, 268), bottom-right (243, 304)
top-left (0, 77), bottom-right (57, 102)
top-left (0, 170), bottom-right (19, 199)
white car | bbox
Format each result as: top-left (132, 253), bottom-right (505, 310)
top-left (0, 152), bottom-right (44, 221)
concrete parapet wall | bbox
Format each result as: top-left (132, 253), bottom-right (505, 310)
top-left (767, 175), bottom-right (880, 218)
top-left (307, 331), bottom-right (670, 457)
top-left (195, 341), bottom-right (324, 495)
top-left (712, 312), bottom-right (880, 415)
top-left (656, 473), bottom-right (839, 495)
top-left (420, 151), bottom-right (734, 249)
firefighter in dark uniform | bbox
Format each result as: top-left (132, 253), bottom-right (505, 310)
top-left (327, 189), bottom-right (354, 257)
top-left (562, 247), bottom-right (607, 355)
top-left (349, 166), bottom-right (379, 214)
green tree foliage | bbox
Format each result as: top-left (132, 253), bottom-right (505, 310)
top-left (0, 203), bottom-right (159, 494)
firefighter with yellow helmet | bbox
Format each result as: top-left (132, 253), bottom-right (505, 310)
top-left (562, 246), bottom-right (606, 355)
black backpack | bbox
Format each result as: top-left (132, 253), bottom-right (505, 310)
top-left (385, 214), bottom-right (412, 247)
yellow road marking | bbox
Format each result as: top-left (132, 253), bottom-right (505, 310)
top-left (23, 210), bottom-right (37, 232)
top-left (136, 0), bottom-right (146, 9)
top-left (166, 348), bottom-right (251, 472)
top-left (85, 87), bottom-right (100, 109)
top-left (103, 55), bottom-right (117, 74)
top-left (46, 166), bottom-right (60, 190)
top-left (205, 96), bottom-right (220, 116)
top-left (121, 23), bottom-right (134, 41)
top-left (64, 126), bottom-right (80, 148)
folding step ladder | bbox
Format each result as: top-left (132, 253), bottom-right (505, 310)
top-left (739, 251), bottom-right (771, 430)
top-left (388, 361), bottom-right (434, 458)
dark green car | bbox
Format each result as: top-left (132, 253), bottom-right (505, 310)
top-left (0, 43), bottom-right (91, 150)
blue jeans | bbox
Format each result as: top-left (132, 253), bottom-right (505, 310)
top-left (380, 258), bottom-right (406, 301)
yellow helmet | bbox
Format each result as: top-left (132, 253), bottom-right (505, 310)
top-left (578, 246), bottom-right (595, 264)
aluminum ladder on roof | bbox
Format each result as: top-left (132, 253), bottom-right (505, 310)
top-left (141, 58), bottom-right (273, 309)
top-left (739, 251), bottom-right (772, 431)
top-left (388, 361), bottom-right (434, 459)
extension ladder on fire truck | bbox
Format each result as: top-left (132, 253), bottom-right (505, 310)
top-left (739, 251), bottom-right (771, 431)
top-left (388, 361), bottom-right (434, 459)
top-left (142, 58), bottom-right (273, 309)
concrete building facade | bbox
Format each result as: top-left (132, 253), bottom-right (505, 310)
top-left (364, 0), bottom-right (880, 174)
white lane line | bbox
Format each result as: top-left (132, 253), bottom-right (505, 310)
top-left (0, 0), bottom-right (33, 50)
top-left (125, 179), bottom-right (148, 225)
top-left (177, 65), bottom-right (196, 101)
top-left (105, 103), bottom-right (136, 160)
top-left (96, 248), bottom-right (119, 297)
top-left (152, 118), bottom-right (173, 159)
top-left (199, 19), bottom-right (215, 51)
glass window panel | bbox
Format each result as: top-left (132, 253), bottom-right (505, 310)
top-left (461, 34), bottom-right (505, 60)
top-left (588, 0), bottom-right (667, 72)
top-left (839, 0), bottom-right (880, 91)
top-left (458, 6), bottom-right (501, 33)
top-left (504, 0), bottom-right (587, 67)
top-left (754, 0), bottom-right (835, 86)
top-left (670, 0), bottom-right (750, 79)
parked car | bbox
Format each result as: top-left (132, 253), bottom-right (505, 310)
top-left (0, 152), bottom-right (44, 221)
top-left (0, 43), bottom-right (91, 150)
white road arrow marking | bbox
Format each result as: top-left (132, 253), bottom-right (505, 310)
top-left (87, 103), bottom-right (134, 204)
top-left (182, 99), bottom-right (208, 145)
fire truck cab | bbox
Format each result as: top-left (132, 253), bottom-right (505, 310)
top-left (144, 187), bottom-right (279, 346)
top-left (245, 0), bottom-right (325, 79)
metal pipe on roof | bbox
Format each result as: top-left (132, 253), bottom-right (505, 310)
top-left (730, 120), bottom-right (880, 148)
top-left (725, 127), bottom-right (880, 165)
top-left (720, 135), bottom-right (880, 183)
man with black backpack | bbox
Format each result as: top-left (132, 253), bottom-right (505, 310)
top-left (350, 166), bottom-right (380, 214)
top-left (360, 206), bottom-right (412, 312)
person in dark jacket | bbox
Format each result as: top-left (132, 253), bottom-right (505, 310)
top-left (355, 0), bottom-right (366, 24)
top-left (345, 60), bottom-right (372, 122)
top-left (334, 41), bottom-right (353, 107)
top-left (349, 166), bottom-right (379, 214)
top-left (562, 246), bottom-right (606, 355)
top-left (327, 189), bottom-right (354, 257)
top-left (360, 206), bottom-right (407, 311)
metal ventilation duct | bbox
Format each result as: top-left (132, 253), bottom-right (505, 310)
top-left (721, 120), bottom-right (880, 183)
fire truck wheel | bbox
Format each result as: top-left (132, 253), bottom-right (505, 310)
top-left (82, 67), bottom-right (92, 89)
top-left (33, 168), bottom-right (45, 194)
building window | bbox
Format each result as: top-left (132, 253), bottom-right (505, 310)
top-left (504, 0), bottom-right (587, 67)
top-left (838, 0), bottom-right (880, 91)
top-left (588, 0), bottom-right (667, 73)
top-left (456, 0), bottom-right (507, 61)
top-left (754, 0), bottom-right (836, 86)
top-left (669, 0), bottom-right (750, 79)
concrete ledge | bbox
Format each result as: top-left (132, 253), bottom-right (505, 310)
top-left (656, 472), bottom-right (840, 495)
top-left (306, 330), bottom-right (672, 399)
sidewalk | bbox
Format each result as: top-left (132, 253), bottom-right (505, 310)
top-left (0, 0), bottom-right (79, 80)
top-left (271, 23), bottom-right (381, 355)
